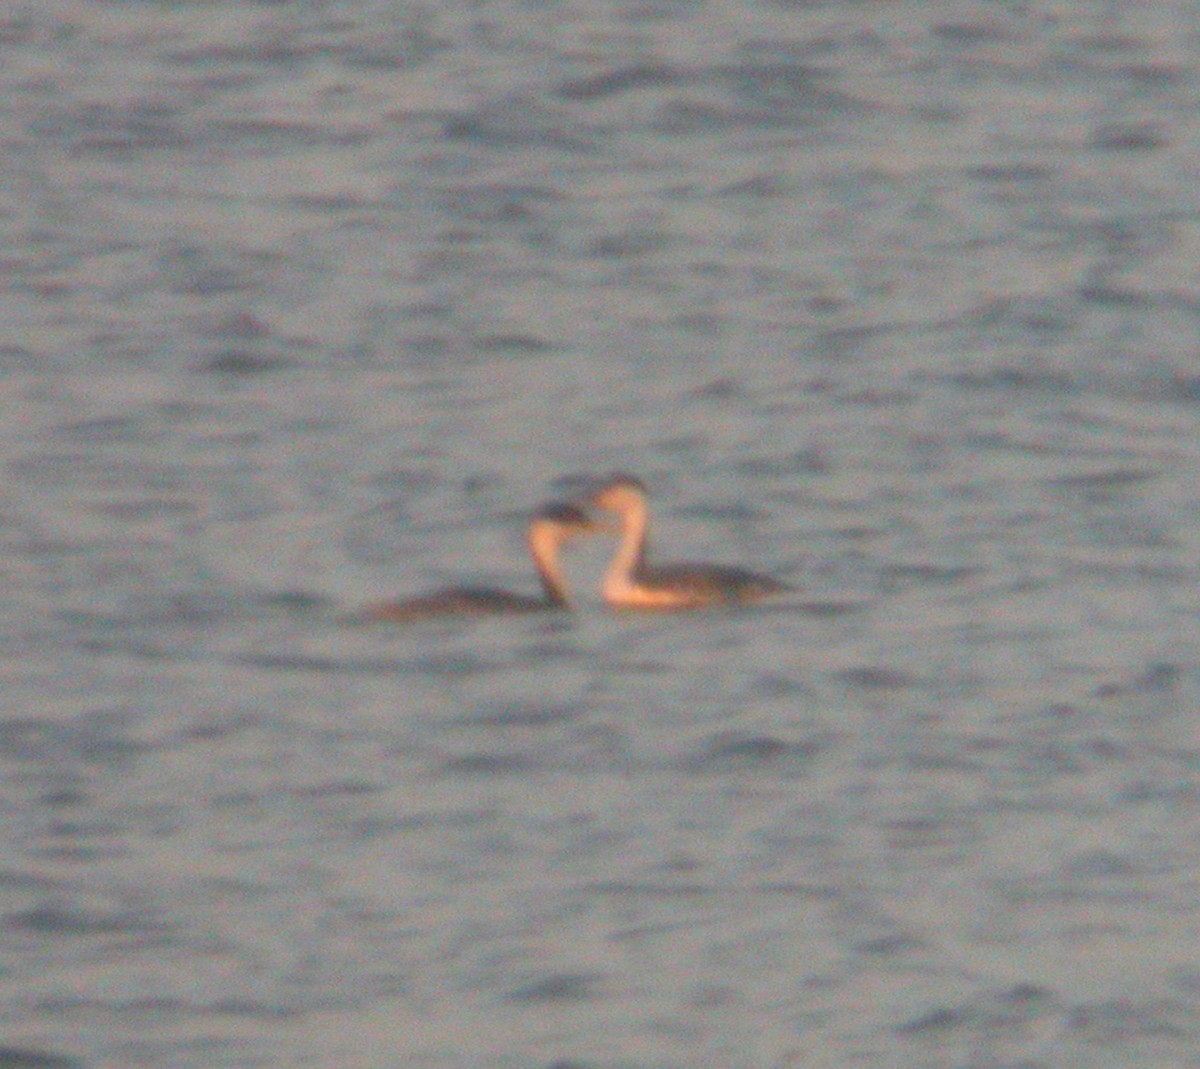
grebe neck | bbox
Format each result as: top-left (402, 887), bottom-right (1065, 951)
top-left (603, 494), bottom-right (650, 600)
top-left (527, 524), bottom-right (570, 607)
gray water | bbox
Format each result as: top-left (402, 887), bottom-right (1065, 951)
top-left (4, 1), bottom-right (1200, 1067)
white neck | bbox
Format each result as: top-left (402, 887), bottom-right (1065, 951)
top-left (527, 524), bottom-right (569, 606)
top-left (602, 496), bottom-right (649, 601)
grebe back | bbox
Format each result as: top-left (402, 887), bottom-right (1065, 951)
top-left (359, 501), bottom-right (599, 622)
top-left (586, 473), bottom-right (792, 610)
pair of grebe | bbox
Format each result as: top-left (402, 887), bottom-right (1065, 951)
top-left (362, 474), bottom-right (791, 621)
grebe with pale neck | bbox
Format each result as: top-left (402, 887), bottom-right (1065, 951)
top-left (584, 474), bottom-right (793, 609)
top-left (359, 501), bottom-right (600, 622)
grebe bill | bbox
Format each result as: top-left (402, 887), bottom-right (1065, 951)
top-left (359, 501), bottom-right (600, 622)
top-left (586, 473), bottom-right (793, 610)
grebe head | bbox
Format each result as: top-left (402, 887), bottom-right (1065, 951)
top-left (530, 501), bottom-right (603, 543)
top-left (587, 473), bottom-right (649, 516)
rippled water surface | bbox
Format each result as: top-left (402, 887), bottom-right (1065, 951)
top-left (5, 2), bottom-right (1200, 1067)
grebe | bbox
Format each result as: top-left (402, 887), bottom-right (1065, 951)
top-left (585, 474), bottom-right (792, 610)
top-left (359, 501), bottom-right (599, 622)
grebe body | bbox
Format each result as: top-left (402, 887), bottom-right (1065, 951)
top-left (360, 501), bottom-right (597, 622)
top-left (586, 474), bottom-right (792, 610)
top-left (364, 587), bottom-right (550, 621)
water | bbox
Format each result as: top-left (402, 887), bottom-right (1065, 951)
top-left (4, 1), bottom-right (1200, 1066)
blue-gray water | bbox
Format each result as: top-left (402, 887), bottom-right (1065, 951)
top-left (4, 2), bottom-right (1200, 1067)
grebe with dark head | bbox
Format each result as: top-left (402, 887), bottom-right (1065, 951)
top-left (584, 474), bottom-right (793, 609)
top-left (359, 501), bottom-right (599, 622)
